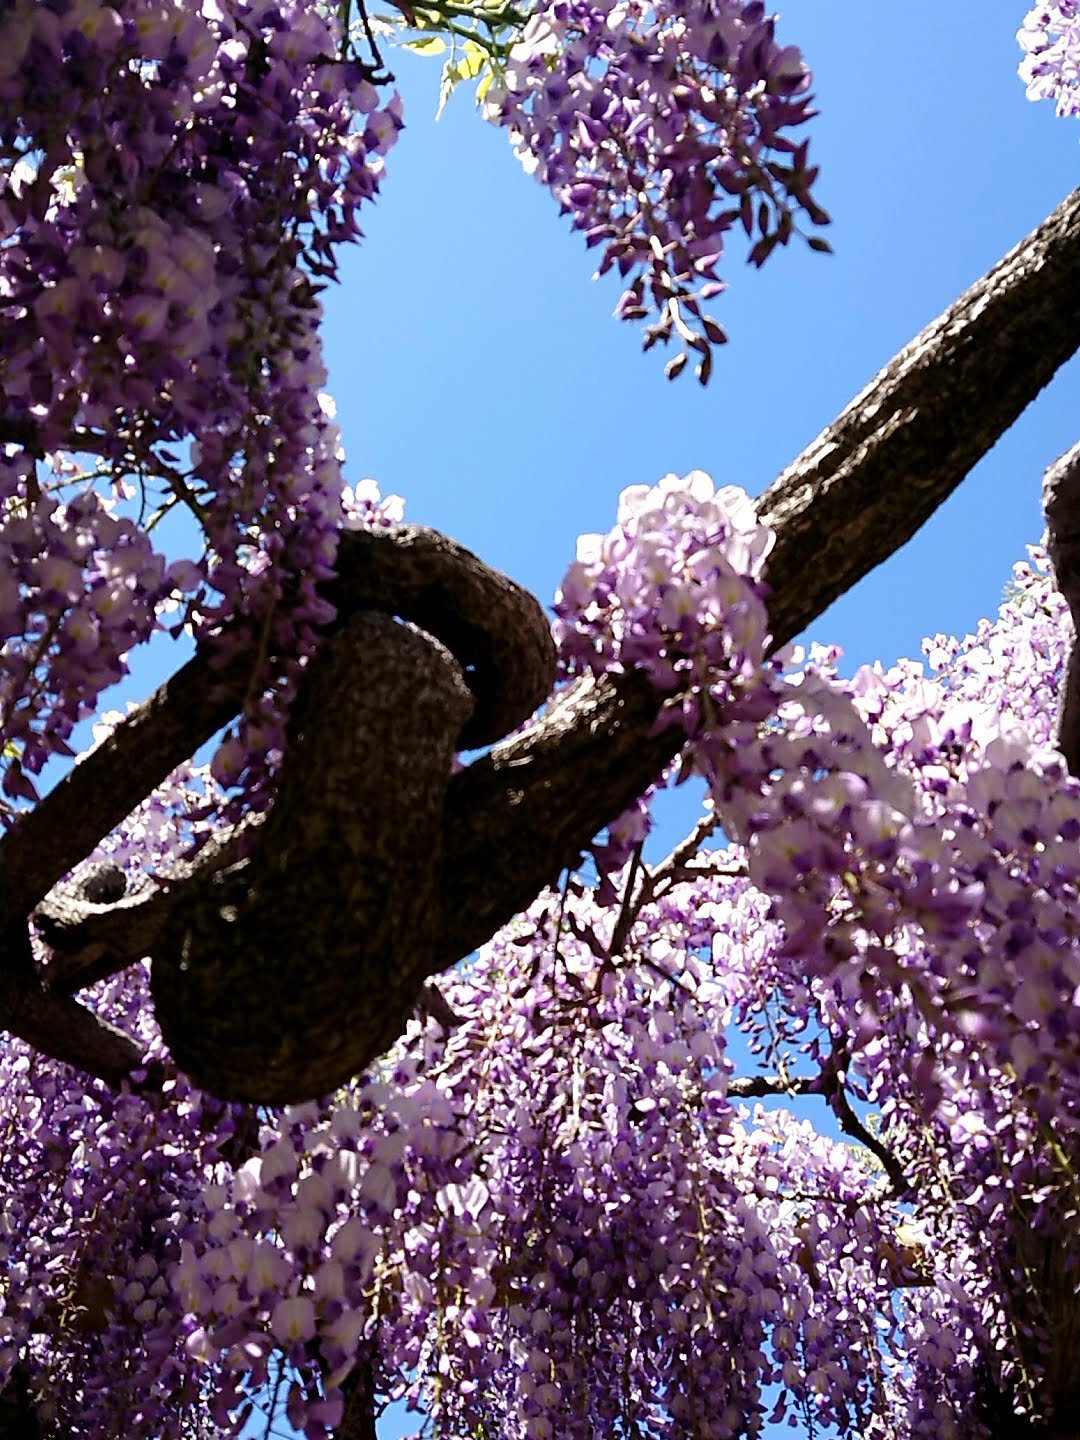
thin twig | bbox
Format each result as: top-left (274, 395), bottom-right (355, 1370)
top-left (607, 841), bottom-right (646, 959)
top-left (823, 1057), bottom-right (912, 1200)
top-left (353, 0), bottom-right (393, 81)
top-left (728, 1071), bottom-right (821, 1099)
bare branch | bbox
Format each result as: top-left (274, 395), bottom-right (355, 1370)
top-left (1042, 439), bottom-right (1080, 773)
top-left (827, 1079), bottom-right (911, 1200)
top-left (728, 1072), bottom-right (820, 1098)
top-left (35, 825), bottom-right (253, 995)
top-left (9, 188), bottom-right (1080, 1093)
top-left (0, 919), bottom-right (149, 1086)
top-left (1, 646), bottom-right (250, 920)
top-left (0, 525), bottom-right (556, 919)
top-left (647, 812), bottom-right (738, 898)
top-left (429, 186), bottom-right (1080, 970)
top-left (760, 184), bottom-right (1080, 649)
top-left (607, 841), bottom-right (647, 959)
top-left (436, 672), bottom-right (679, 966)
top-left (730, 1066), bottom-right (912, 1201)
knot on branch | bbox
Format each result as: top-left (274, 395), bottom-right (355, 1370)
top-left (151, 527), bottom-right (557, 1103)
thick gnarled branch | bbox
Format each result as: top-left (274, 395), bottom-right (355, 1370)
top-left (1043, 439), bottom-right (1080, 773)
top-left (151, 613), bottom-right (475, 1104)
top-left (442, 185), bottom-right (1080, 966)
top-left (8, 186), bottom-right (1080, 1094)
top-left (0, 524), bottom-right (557, 920)
top-left (760, 184), bottom-right (1080, 648)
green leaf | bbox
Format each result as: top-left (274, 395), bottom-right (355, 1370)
top-left (438, 40), bottom-right (490, 116)
top-left (404, 34), bottom-right (447, 55)
top-left (457, 40), bottom-right (487, 79)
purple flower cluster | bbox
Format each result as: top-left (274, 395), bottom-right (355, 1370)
top-left (552, 468), bottom-right (776, 881)
top-left (551, 481), bottom-right (1080, 1427)
top-left (8, 5), bottom-right (1080, 1433)
top-left (1019, 2), bottom-right (1080, 117)
top-left (554, 467), bottom-right (774, 702)
top-left (0, 0), bottom-right (401, 806)
top-left (11, 528), bottom-right (1080, 1435)
top-left (0, 486), bottom-right (179, 805)
top-left (0, 959), bottom-right (245, 1439)
top-left (695, 556), bottom-right (1080, 1432)
top-left (485, 0), bottom-right (828, 379)
top-left (162, 903), bottom-right (917, 1439)
top-left (556, 482), bottom-right (1080, 1133)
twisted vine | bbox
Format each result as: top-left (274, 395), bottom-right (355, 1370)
top-left (3, 182), bottom-right (1080, 1102)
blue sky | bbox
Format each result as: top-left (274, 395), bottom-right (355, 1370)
top-left (304, 5), bottom-right (1080, 1437)
top-left (326, 1), bottom-right (1078, 681)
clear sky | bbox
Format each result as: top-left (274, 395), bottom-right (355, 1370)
top-left (303, 5), bottom-right (1080, 1437)
top-left (326, 2), bottom-right (1079, 678)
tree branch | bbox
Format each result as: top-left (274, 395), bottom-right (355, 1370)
top-left (826, 1075), bottom-right (911, 1201)
top-left (34, 829), bottom-right (253, 995)
top-left (729, 1065), bottom-right (912, 1200)
top-left (0, 525), bottom-right (556, 920)
top-left (1042, 439), bottom-right (1080, 773)
top-left (429, 185), bottom-right (1080, 967)
top-left (150, 612), bottom-right (476, 1104)
top-left (0, 917), bottom-right (149, 1086)
top-left (759, 184), bottom-right (1080, 649)
top-left (9, 187), bottom-right (1080, 1093)
top-left (728, 1072), bottom-right (820, 1098)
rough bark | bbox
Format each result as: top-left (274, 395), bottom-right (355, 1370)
top-left (759, 184), bottom-right (1080, 649)
top-left (432, 184), bottom-right (1080, 968)
top-left (1042, 439), bottom-right (1080, 773)
top-left (4, 186), bottom-right (1080, 1094)
top-left (151, 613), bottom-right (474, 1103)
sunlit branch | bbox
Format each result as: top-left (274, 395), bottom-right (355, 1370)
top-left (7, 186), bottom-right (1080, 1090)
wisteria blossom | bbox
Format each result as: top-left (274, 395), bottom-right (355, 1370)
top-left (0, 0), bottom-right (401, 809)
top-left (1019, 2), bottom-right (1080, 117)
top-left (0, 469), bottom-right (1076, 1436)
top-left (485, 0), bottom-right (828, 379)
top-left (0, 5), bottom-right (1077, 1439)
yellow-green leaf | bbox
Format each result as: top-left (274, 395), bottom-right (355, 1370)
top-left (456, 40), bottom-right (487, 80)
top-left (404, 34), bottom-right (447, 55)
top-left (438, 41), bottom-right (491, 116)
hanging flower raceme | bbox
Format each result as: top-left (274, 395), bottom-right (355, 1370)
top-left (162, 898), bottom-right (925, 1440)
top-left (485, 0), bottom-right (828, 379)
top-left (8, 517), bottom-right (1080, 1435)
top-left (0, 0), bottom-right (402, 806)
top-left (556, 477), bottom-right (1080, 1141)
top-left (1018, 1), bottom-right (1080, 118)
top-left (554, 468), bottom-right (775, 704)
top-left (553, 468), bottom-right (777, 876)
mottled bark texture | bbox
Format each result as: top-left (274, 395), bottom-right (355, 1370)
top-left (759, 185), bottom-right (1080, 650)
top-left (3, 525), bottom-right (558, 920)
top-left (4, 185), bottom-right (1080, 1098)
top-left (1043, 440), bottom-right (1080, 774)
top-left (151, 614), bottom-right (473, 1102)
